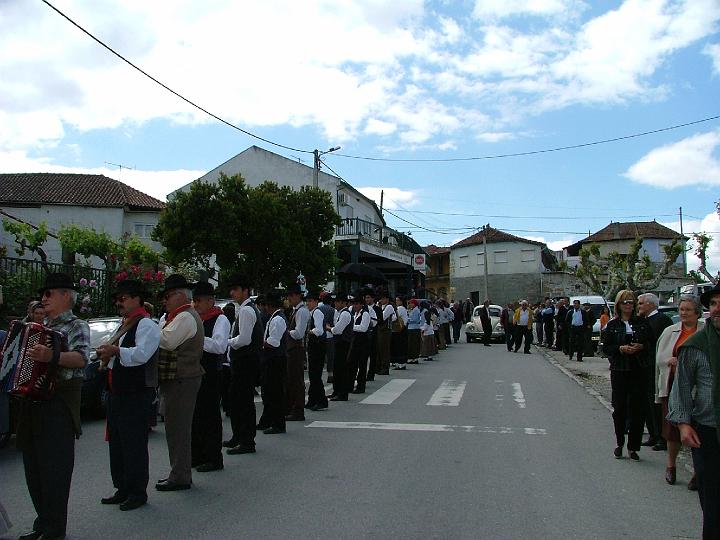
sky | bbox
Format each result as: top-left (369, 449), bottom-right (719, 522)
top-left (1, 0), bottom-right (719, 273)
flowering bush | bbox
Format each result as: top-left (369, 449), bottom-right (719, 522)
top-left (114, 265), bottom-right (166, 310)
top-left (76, 276), bottom-right (99, 319)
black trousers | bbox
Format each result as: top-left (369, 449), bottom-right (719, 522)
top-left (331, 340), bottom-right (350, 399)
top-left (535, 322), bottom-right (543, 344)
top-left (443, 323), bottom-right (451, 346)
top-left (349, 333), bottom-right (370, 392)
top-left (108, 389), bottom-right (153, 501)
top-left (692, 423), bottom-right (720, 540)
top-left (514, 326), bottom-right (532, 353)
top-left (220, 364), bottom-right (231, 414)
top-left (192, 359), bottom-right (223, 465)
top-left (504, 326), bottom-right (514, 351)
top-left (21, 396), bottom-right (75, 537)
top-left (259, 352), bottom-right (286, 431)
top-left (569, 326), bottom-right (584, 360)
top-left (229, 353), bottom-right (259, 446)
top-left (482, 324), bottom-right (492, 345)
top-left (367, 329), bottom-right (377, 379)
top-left (555, 326), bottom-right (565, 350)
top-left (306, 337), bottom-right (327, 408)
top-left (543, 321), bottom-right (554, 346)
top-left (610, 369), bottom-right (645, 451)
top-left (452, 320), bottom-right (463, 343)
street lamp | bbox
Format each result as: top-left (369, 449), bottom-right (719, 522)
top-left (313, 146), bottom-right (341, 187)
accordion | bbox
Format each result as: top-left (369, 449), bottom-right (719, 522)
top-left (0, 320), bottom-right (66, 400)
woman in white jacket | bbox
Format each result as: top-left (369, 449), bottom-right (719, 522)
top-left (655, 295), bottom-right (704, 487)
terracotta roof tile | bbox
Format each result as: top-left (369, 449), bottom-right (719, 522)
top-left (423, 244), bottom-right (450, 255)
top-left (0, 173), bottom-right (165, 211)
top-left (451, 226), bottom-right (544, 249)
top-left (564, 221), bottom-right (682, 254)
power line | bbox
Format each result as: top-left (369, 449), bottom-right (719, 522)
top-left (389, 209), bottom-right (679, 220)
top-left (41, 0), bottom-right (312, 155)
top-left (331, 115), bottom-right (720, 163)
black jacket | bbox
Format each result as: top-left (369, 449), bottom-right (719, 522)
top-left (601, 316), bottom-right (652, 372)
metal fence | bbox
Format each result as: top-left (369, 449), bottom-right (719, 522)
top-left (0, 257), bottom-right (115, 318)
top-left (335, 217), bottom-right (422, 254)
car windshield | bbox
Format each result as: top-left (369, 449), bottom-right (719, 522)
top-left (89, 319), bottom-right (121, 349)
top-left (489, 308), bottom-right (501, 317)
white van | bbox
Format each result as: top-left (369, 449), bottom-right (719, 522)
top-left (569, 295), bottom-right (610, 351)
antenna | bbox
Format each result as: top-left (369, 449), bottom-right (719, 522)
top-left (104, 161), bottom-right (135, 180)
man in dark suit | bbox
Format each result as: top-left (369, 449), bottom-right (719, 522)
top-left (637, 292), bottom-right (673, 449)
top-left (478, 300), bottom-right (492, 347)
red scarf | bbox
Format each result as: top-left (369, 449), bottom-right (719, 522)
top-left (200, 306), bottom-right (223, 321)
top-left (165, 303), bottom-right (192, 324)
top-left (125, 306), bottom-right (150, 322)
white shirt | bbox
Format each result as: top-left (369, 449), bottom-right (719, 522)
top-left (228, 298), bottom-right (258, 350)
top-left (159, 311), bottom-right (198, 351)
top-left (445, 307), bottom-right (455, 322)
top-left (382, 304), bottom-right (396, 325)
top-left (111, 317), bottom-right (160, 369)
top-left (367, 304), bottom-right (378, 328)
top-left (265, 310), bottom-right (287, 348)
top-left (204, 314), bottom-right (231, 354)
top-left (289, 302), bottom-right (310, 341)
top-left (571, 308), bottom-right (584, 326)
top-left (420, 309), bottom-right (434, 336)
top-left (318, 302), bottom-right (333, 338)
top-left (309, 308), bottom-right (325, 338)
top-left (518, 309), bottom-right (529, 326)
top-left (397, 305), bottom-right (408, 324)
top-left (353, 309), bottom-right (371, 333)
top-left (332, 309), bottom-right (352, 335)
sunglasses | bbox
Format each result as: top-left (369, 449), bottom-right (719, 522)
top-left (620, 300), bottom-right (635, 305)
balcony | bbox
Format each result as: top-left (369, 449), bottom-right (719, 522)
top-left (335, 217), bottom-right (422, 260)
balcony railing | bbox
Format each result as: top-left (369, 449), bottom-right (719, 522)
top-left (335, 217), bottom-right (420, 255)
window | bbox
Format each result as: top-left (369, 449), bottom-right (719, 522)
top-left (521, 249), bottom-right (536, 262)
top-left (459, 255), bottom-right (469, 268)
top-left (494, 250), bottom-right (508, 263)
top-left (134, 223), bottom-right (154, 238)
top-left (477, 251), bottom-right (485, 265)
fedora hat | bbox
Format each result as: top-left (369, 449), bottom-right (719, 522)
top-left (286, 283), bottom-right (304, 296)
top-left (193, 281), bottom-right (216, 298)
top-left (113, 279), bottom-right (148, 301)
top-left (265, 291), bottom-right (284, 308)
top-left (160, 274), bottom-right (193, 296)
top-left (701, 283), bottom-right (720, 308)
top-left (226, 273), bottom-right (251, 290)
top-left (38, 272), bottom-right (77, 295)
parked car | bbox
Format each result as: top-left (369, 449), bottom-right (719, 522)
top-left (465, 304), bottom-right (504, 343)
top-left (658, 305), bottom-right (680, 324)
top-left (84, 317), bottom-right (122, 417)
top-left (570, 295), bottom-right (610, 352)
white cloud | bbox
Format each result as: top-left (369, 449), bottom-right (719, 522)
top-left (0, 150), bottom-right (203, 201)
top-left (661, 212), bottom-right (720, 274)
top-left (355, 187), bottom-right (418, 209)
top-left (524, 235), bottom-right (579, 251)
top-left (472, 0), bottom-right (582, 19)
top-left (364, 119), bottom-right (397, 136)
top-left (625, 130), bottom-right (720, 188)
top-left (476, 131), bottom-right (515, 142)
top-left (705, 43), bottom-right (720, 75)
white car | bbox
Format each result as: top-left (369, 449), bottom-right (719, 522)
top-left (465, 304), bottom-right (504, 343)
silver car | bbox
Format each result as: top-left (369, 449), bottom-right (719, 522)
top-left (465, 304), bottom-right (504, 343)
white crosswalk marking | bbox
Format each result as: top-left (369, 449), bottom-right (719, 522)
top-left (307, 421), bottom-right (547, 435)
top-left (427, 379), bottom-right (467, 406)
top-left (512, 383), bottom-right (526, 409)
top-left (361, 379), bottom-right (416, 405)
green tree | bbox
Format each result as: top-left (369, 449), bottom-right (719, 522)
top-left (569, 236), bottom-right (682, 298)
top-left (2, 219), bottom-right (50, 270)
top-left (689, 232), bottom-right (718, 285)
top-left (58, 224), bottom-right (119, 269)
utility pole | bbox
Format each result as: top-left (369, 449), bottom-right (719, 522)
top-left (680, 206), bottom-right (687, 275)
top-left (380, 189), bottom-right (384, 217)
top-left (312, 146), bottom-right (341, 188)
top-left (482, 225), bottom-right (489, 301)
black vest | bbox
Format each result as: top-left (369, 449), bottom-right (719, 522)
top-left (201, 314), bottom-right (222, 372)
top-left (114, 318), bottom-right (158, 394)
top-left (230, 301), bottom-right (263, 360)
top-left (333, 308), bottom-right (353, 343)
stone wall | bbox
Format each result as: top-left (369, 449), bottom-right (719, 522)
top-left (541, 271), bottom-right (689, 302)
top-left (451, 273), bottom-right (543, 306)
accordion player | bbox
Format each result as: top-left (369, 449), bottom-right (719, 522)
top-left (0, 321), bottom-right (67, 400)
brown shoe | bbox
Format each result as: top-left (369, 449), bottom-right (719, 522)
top-left (665, 467), bottom-right (676, 485)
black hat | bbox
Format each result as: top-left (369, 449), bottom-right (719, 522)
top-left (113, 279), bottom-right (147, 301)
top-left (226, 273), bottom-right (251, 290)
top-left (255, 295), bottom-right (266, 305)
top-left (333, 292), bottom-right (349, 303)
top-left (701, 283), bottom-right (720, 308)
top-left (193, 281), bottom-right (215, 298)
top-left (363, 287), bottom-right (376, 298)
top-left (160, 274), bottom-right (193, 296)
top-left (351, 289), bottom-right (365, 303)
top-left (305, 289), bottom-right (321, 301)
top-left (377, 288), bottom-right (390, 299)
top-left (287, 283), bottom-right (304, 296)
top-left (38, 272), bottom-right (77, 295)
top-left (265, 291), bottom-right (284, 307)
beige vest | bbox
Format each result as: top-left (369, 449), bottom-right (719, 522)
top-left (172, 307), bottom-right (205, 379)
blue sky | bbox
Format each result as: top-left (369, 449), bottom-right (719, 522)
top-left (1, 0), bottom-right (719, 270)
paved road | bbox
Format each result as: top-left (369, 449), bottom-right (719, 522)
top-left (0, 342), bottom-right (701, 539)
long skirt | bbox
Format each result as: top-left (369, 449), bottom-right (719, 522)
top-left (420, 334), bottom-right (436, 357)
top-left (391, 329), bottom-right (408, 365)
top-left (407, 329), bottom-right (422, 360)
top-left (436, 327), bottom-right (446, 350)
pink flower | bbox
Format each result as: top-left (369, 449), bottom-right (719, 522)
top-left (155, 271), bottom-right (165, 282)
top-left (115, 271), bottom-right (129, 282)
top-left (89, 279), bottom-right (97, 288)
top-left (130, 265), bottom-right (141, 275)
top-left (79, 278), bottom-right (88, 286)
top-left (143, 271), bottom-right (153, 281)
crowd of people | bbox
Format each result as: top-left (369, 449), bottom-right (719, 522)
top-left (1, 272), bottom-right (720, 539)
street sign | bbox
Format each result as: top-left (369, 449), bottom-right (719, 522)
top-left (413, 253), bottom-right (426, 270)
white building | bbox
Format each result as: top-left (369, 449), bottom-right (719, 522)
top-left (0, 173), bottom-right (165, 266)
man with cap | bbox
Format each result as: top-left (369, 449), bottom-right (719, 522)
top-left (305, 290), bottom-right (329, 411)
top-left (190, 281), bottom-right (230, 471)
top-left (97, 279), bottom-right (159, 511)
top-left (286, 284), bottom-right (310, 421)
top-left (19, 273), bottom-right (90, 540)
top-left (668, 284), bottom-right (720, 539)
top-left (349, 290), bottom-right (372, 394)
top-left (513, 300), bottom-right (534, 354)
top-left (364, 288), bottom-right (381, 381)
top-left (259, 291), bottom-right (288, 433)
top-left (327, 293), bottom-right (352, 401)
top-left (567, 299), bottom-right (589, 362)
top-left (224, 274), bottom-right (263, 454)
top-left (155, 274), bottom-right (204, 492)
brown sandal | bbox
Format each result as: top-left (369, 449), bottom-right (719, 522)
top-left (665, 467), bottom-right (676, 485)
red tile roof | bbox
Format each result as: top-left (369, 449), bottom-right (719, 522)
top-left (423, 244), bottom-right (450, 255)
top-left (451, 226), bottom-right (544, 249)
top-left (0, 173), bottom-right (165, 211)
top-left (564, 221), bottom-right (683, 254)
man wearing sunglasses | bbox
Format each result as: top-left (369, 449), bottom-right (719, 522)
top-left (18, 273), bottom-right (90, 540)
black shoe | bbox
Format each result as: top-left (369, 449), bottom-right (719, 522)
top-left (577, 358), bottom-right (583, 362)
top-left (330, 395), bottom-right (348, 401)
top-left (101, 491), bottom-right (127, 505)
top-left (263, 427), bottom-right (286, 434)
top-left (222, 439), bottom-right (238, 448)
top-left (652, 441), bottom-right (667, 451)
top-left (37, 535), bottom-right (66, 540)
top-left (629, 451), bottom-right (640, 461)
top-left (524, 351), bottom-right (531, 354)
top-left (119, 497), bottom-right (147, 511)
top-left (304, 403), bottom-right (315, 410)
top-left (256, 423), bottom-right (270, 430)
top-left (155, 480), bottom-right (191, 491)
top-left (351, 389), bottom-right (365, 394)
top-left (393, 365), bottom-right (407, 370)
top-left (227, 444), bottom-right (256, 455)
top-left (366, 376), bottom-right (375, 381)
top-left (285, 414), bottom-right (305, 421)
top-left (640, 438), bottom-right (657, 447)
top-left (196, 462), bottom-right (224, 472)
top-left (18, 531), bottom-right (43, 540)
top-left (326, 376), bottom-right (334, 384)
top-left (613, 446), bottom-right (623, 459)
top-left (310, 404), bottom-right (328, 411)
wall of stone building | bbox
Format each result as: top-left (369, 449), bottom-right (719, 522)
top-left (541, 271), bottom-right (690, 303)
top-left (451, 273), bottom-right (543, 307)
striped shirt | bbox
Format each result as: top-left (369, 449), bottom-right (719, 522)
top-left (667, 346), bottom-right (715, 428)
